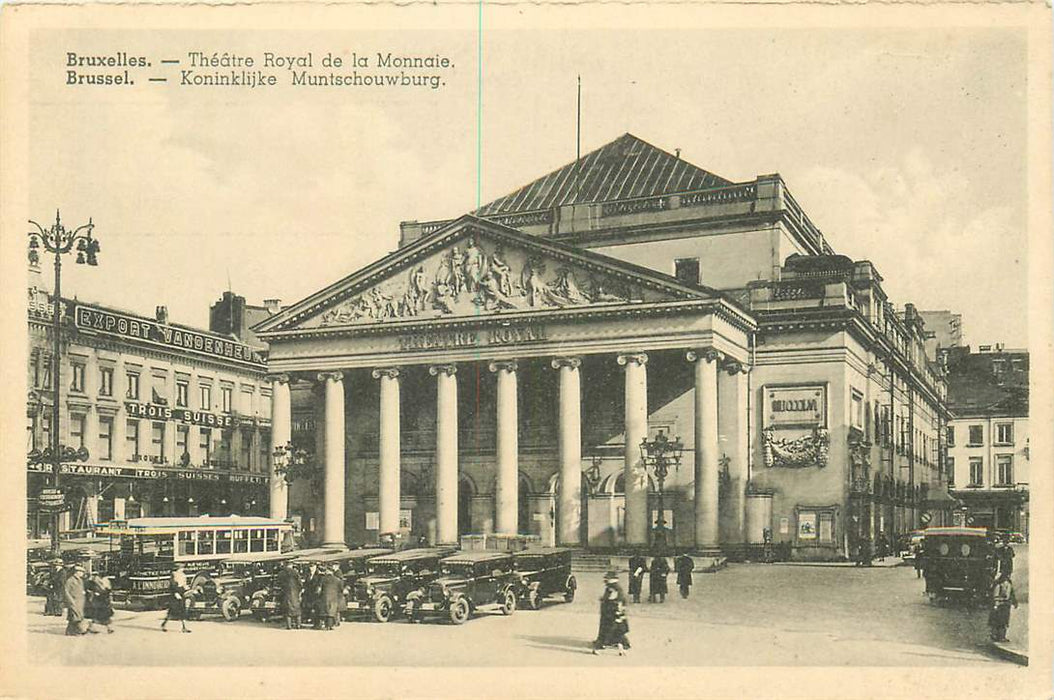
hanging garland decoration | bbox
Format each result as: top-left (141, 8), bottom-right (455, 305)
top-left (763, 426), bottom-right (830, 468)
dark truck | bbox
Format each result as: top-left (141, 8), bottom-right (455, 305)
top-left (406, 551), bottom-right (520, 624)
top-left (512, 547), bottom-right (577, 609)
top-left (346, 547), bottom-right (455, 623)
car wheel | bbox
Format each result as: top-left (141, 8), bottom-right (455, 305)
top-left (449, 597), bottom-right (470, 625)
top-left (564, 577), bottom-right (577, 603)
top-left (526, 589), bottom-right (541, 610)
top-left (373, 595), bottom-right (393, 623)
top-left (220, 596), bottom-right (241, 622)
top-left (500, 589), bottom-right (517, 616)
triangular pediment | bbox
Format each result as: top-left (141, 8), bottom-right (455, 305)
top-left (255, 216), bottom-right (718, 333)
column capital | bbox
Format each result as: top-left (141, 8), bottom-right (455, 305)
top-left (317, 370), bottom-right (344, 384)
top-left (686, 348), bottom-right (723, 364)
top-left (372, 367), bottom-right (401, 380)
top-left (616, 352), bottom-right (648, 367)
top-left (267, 373), bottom-right (291, 386)
top-left (722, 359), bottom-right (749, 375)
top-left (429, 364), bottom-right (457, 377)
top-left (551, 356), bottom-right (582, 370)
top-left (488, 360), bottom-right (518, 374)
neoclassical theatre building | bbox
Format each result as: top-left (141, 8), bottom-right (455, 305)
top-left (257, 134), bottom-right (952, 559)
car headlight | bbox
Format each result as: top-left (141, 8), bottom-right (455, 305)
top-left (216, 584), bottom-right (224, 595)
top-left (365, 584), bottom-right (374, 597)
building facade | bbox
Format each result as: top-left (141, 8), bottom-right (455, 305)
top-left (945, 346), bottom-right (1029, 536)
top-left (26, 270), bottom-right (274, 537)
top-left (258, 133), bottom-right (951, 559)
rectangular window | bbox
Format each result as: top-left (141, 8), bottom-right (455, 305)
top-left (176, 381), bottom-right (189, 408)
top-left (99, 418), bottom-right (113, 461)
top-left (126, 372), bottom-right (140, 400)
top-left (70, 414), bottom-right (85, 449)
top-left (152, 375), bottom-right (168, 405)
top-left (152, 422), bottom-right (166, 461)
top-left (265, 529), bottom-right (279, 552)
top-left (126, 419), bottom-right (140, 461)
top-left (996, 455), bottom-right (1013, 486)
top-left (199, 428), bottom-right (212, 466)
top-left (27, 416), bottom-right (35, 452)
top-left (219, 431), bottom-right (232, 465)
top-left (969, 457), bottom-right (983, 487)
top-left (673, 257), bottom-right (700, 286)
top-left (233, 530), bottom-right (249, 554)
top-left (40, 359), bottom-right (52, 390)
top-left (178, 531), bottom-right (195, 556)
top-left (851, 391), bottom-right (863, 429)
top-left (221, 387), bottom-right (233, 414)
top-left (42, 415), bottom-right (52, 449)
top-left (200, 385), bottom-right (212, 411)
top-left (259, 435), bottom-right (269, 475)
top-left (946, 426), bottom-right (955, 447)
top-left (216, 530), bottom-right (232, 555)
top-left (818, 512), bottom-right (835, 544)
top-left (196, 531), bottom-right (215, 555)
top-left (968, 425), bottom-right (983, 446)
top-left (99, 367), bottom-right (113, 397)
top-left (70, 363), bottom-right (85, 393)
top-left (176, 424), bottom-right (189, 462)
top-left (946, 456), bottom-right (955, 485)
top-left (241, 388), bottom-right (253, 416)
top-left (249, 528), bottom-right (265, 553)
top-left (241, 430), bottom-right (254, 471)
top-left (995, 423), bottom-right (1013, 445)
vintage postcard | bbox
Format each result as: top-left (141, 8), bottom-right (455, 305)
top-left (0, 2), bottom-right (1050, 698)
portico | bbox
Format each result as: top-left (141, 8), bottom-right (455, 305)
top-left (255, 216), bottom-right (755, 551)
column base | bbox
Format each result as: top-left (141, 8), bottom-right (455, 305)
top-left (321, 541), bottom-right (348, 550)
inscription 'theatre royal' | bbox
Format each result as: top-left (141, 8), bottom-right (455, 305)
top-left (398, 325), bottom-right (547, 351)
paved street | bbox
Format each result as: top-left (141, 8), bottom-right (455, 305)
top-left (27, 551), bottom-right (1026, 667)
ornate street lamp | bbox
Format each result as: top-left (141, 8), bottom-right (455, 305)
top-left (28, 211), bottom-right (99, 555)
top-left (639, 430), bottom-right (684, 548)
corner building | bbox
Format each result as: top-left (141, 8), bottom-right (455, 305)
top-left (258, 134), bottom-right (951, 559)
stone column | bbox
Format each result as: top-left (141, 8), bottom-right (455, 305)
top-left (489, 360), bottom-right (519, 534)
top-left (318, 371), bottom-right (346, 548)
top-left (617, 353), bottom-right (649, 546)
top-left (688, 349), bottom-right (721, 550)
top-left (373, 368), bottom-right (401, 536)
top-left (552, 357), bottom-right (582, 545)
top-left (430, 364), bottom-right (459, 545)
top-left (269, 374), bottom-right (291, 520)
top-left (719, 360), bottom-right (749, 548)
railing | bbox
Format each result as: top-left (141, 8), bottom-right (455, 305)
top-left (600, 194), bottom-right (670, 218)
top-left (488, 209), bottom-right (553, 228)
top-left (770, 282), bottom-right (826, 301)
top-left (678, 182), bottom-right (757, 208)
top-left (781, 187), bottom-right (826, 251)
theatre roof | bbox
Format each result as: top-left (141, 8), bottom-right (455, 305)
top-left (474, 133), bottom-right (731, 216)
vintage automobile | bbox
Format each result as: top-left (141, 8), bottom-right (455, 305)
top-left (406, 551), bottom-right (520, 624)
top-left (249, 547), bottom-right (391, 621)
top-left (346, 547), bottom-right (455, 623)
top-left (512, 547), bottom-right (577, 609)
top-left (920, 526), bottom-right (996, 605)
top-left (186, 550), bottom-right (304, 621)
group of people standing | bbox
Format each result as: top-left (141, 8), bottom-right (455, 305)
top-left (592, 552), bottom-right (697, 655)
top-left (626, 553), bottom-right (695, 604)
top-left (275, 560), bottom-right (346, 631)
top-left (43, 559), bottom-right (114, 636)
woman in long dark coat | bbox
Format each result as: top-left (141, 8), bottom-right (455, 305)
top-left (85, 573), bottom-right (115, 634)
top-left (649, 556), bottom-right (670, 603)
top-left (627, 554), bottom-right (647, 604)
top-left (318, 568), bottom-right (342, 631)
top-left (63, 566), bottom-right (88, 636)
top-left (277, 562), bottom-right (303, 629)
top-left (161, 564), bottom-right (191, 633)
top-left (44, 560), bottom-right (67, 616)
top-left (675, 554), bottom-right (695, 599)
top-left (592, 572), bottom-right (630, 655)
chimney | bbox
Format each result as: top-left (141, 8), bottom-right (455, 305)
top-left (263, 298), bottom-right (282, 315)
top-left (155, 306), bottom-right (169, 324)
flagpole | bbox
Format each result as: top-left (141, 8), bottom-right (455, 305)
top-left (575, 75), bottom-right (582, 200)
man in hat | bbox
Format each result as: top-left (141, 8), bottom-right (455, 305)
top-left (675, 553), bottom-right (695, 599)
top-left (277, 560), bottom-right (303, 630)
top-left (44, 558), bottom-right (66, 616)
top-left (627, 553), bottom-right (647, 604)
top-left (318, 564), bottom-right (343, 631)
top-left (648, 554), bottom-right (670, 604)
top-left (989, 572), bottom-right (1018, 643)
top-left (63, 564), bottom-right (88, 636)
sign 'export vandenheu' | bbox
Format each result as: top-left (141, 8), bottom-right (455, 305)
top-left (74, 305), bottom-right (266, 369)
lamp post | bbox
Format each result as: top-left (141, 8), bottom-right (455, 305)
top-left (28, 210), bottom-right (99, 555)
top-left (639, 430), bottom-right (684, 549)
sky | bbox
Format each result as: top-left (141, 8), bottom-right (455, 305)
top-left (26, 15), bottom-right (1029, 348)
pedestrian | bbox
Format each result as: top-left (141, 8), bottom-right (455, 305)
top-left (675, 553), bottom-right (695, 599)
top-left (762, 528), bottom-right (775, 564)
top-left (988, 573), bottom-right (1018, 643)
top-left (592, 571), bottom-right (630, 655)
top-left (648, 555), bottom-right (670, 603)
top-left (876, 533), bottom-right (888, 561)
top-left (85, 572), bottom-right (115, 634)
top-left (627, 553), bottom-right (647, 604)
top-left (996, 536), bottom-right (1014, 579)
top-left (913, 543), bottom-right (926, 579)
top-left (318, 565), bottom-right (343, 630)
top-left (63, 564), bottom-right (88, 636)
top-left (306, 563), bottom-right (325, 629)
top-left (44, 559), bottom-right (66, 617)
top-left (160, 563), bottom-right (191, 633)
top-left (277, 560), bottom-right (303, 629)
top-left (332, 564), bottom-right (346, 628)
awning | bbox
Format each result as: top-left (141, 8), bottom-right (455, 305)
top-left (924, 486), bottom-right (960, 509)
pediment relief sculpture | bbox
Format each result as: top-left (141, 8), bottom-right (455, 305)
top-left (313, 237), bottom-right (654, 327)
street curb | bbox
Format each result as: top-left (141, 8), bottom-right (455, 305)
top-left (988, 642), bottom-right (1028, 666)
